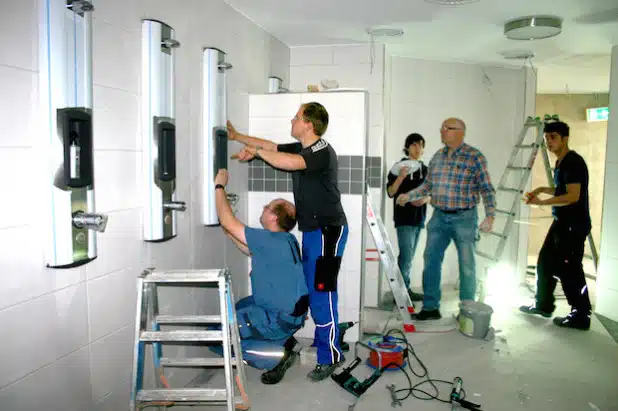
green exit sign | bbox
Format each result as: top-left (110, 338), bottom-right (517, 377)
top-left (586, 107), bottom-right (609, 122)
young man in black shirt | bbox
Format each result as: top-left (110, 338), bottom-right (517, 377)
top-left (520, 121), bottom-right (593, 330)
top-left (227, 102), bottom-right (348, 381)
top-left (386, 133), bottom-right (429, 302)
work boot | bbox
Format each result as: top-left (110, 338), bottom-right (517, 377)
top-left (408, 289), bottom-right (424, 302)
top-left (307, 356), bottom-right (345, 382)
top-left (414, 309), bottom-right (441, 321)
top-left (553, 310), bottom-right (591, 331)
top-left (519, 305), bottom-right (552, 318)
top-left (260, 338), bottom-right (299, 385)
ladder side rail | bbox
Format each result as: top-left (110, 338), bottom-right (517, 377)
top-left (130, 275), bottom-right (149, 411)
top-left (218, 273), bottom-right (235, 411)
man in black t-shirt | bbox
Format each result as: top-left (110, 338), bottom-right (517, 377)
top-left (227, 102), bottom-right (348, 381)
top-left (520, 121), bottom-right (592, 330)
top-left (386, 133), bottom-right (429, 302)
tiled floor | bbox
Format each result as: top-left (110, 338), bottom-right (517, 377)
top-left (186, 285), bottom-right (618, 411)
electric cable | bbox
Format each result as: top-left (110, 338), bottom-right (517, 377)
top-left (382, 328), bottom-right (468, 404)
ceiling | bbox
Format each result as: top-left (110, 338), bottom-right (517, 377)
top-left (224, 0), bottom-right (618, 93)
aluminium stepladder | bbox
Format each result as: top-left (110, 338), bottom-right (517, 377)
top-left (474, 115), bottom-right (599, 301)
top-left (366, 188), bottom-right (417, 332)
top-left (130, 267), bottom-right (250, 411)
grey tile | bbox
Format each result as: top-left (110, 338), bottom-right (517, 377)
top-left (287, 180), bottom-right (294, 192)
top-left (339, 156), bottom-right (351, 167)
top-left (276, 181), bottom-right (287, 192)
top-left (265, 167), bottom-right (276, 179)
top-left (338, 168), bottom-right (351, 182)
top-left (370, 177), bottom-right (382, 188)
top-left (248, 167), bottom-right (253, 179)
top-left (254, 180), bottom-right (264, 191)
top-left (265, 180), bottom-right (276, 192)
top-left (351, 169), bottom-right (364, 183)
top-left (371, 156), bottom-right (382, 167)
top-left (254, 168), bottom-right (264, 179)
top-left (339, 182), bottom-right (350, 195)
top-left (248, 180), bottom-right (254, 191)
top-left (350, 156), bottom-right (364, 169)
top-left (350, 182), bottom-right (363, 195)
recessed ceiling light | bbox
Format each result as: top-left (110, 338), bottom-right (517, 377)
top-left (425, 0), bottom-right (479, 5)
top-left (367, 28), bottom-right (404, 37)
top-left (499, 50), bottom-right (535, 60)
top-left (504, 16), bottom-right (562, 40)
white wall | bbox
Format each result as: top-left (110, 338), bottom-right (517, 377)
top-left (0, 0), bottom-right (288, 410)
top-left (596, 45), bottom-right (618, 322)
top-left (384, 56), bottom-right (533, 289)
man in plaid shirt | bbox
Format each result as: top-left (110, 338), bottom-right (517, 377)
top-left (397, 118), bottom-right (496, 320)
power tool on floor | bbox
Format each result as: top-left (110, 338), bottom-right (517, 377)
top-left (450, 377), bottom-right (482, 410)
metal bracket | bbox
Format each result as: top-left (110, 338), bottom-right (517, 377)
top-left (161, 38), bottom-right (181, 49)
top-left (218, 62), bottom-right (233, 71)
top-left (67, 0), bottom-right (94, 15)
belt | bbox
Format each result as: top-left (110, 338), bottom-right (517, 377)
top-left (438, 207), bottom-right (474, 214)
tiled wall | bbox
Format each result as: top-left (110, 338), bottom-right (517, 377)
top-left (248, 91), bottom-right (368, 342)
top-left (596, 45), bottom-right (618, 322)
top-left (385, 56), bottom-right (532, 288)
top-left (248, 155), bottom-right (382, 194)
top-left (0, 1), bottom-right (289, 410)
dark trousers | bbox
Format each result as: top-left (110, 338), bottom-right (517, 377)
top-left (536, 220), bottom-right (592, 315)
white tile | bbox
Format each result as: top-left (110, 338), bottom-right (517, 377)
top-left (0, 283), bottom-right (88, 389)
top-left (323, 115), bottom-right (366, 157)
top-left (248, 118), bottom-right (293, 143)
top-left (0, 346), bottom-right (92, 411)
top-left (0, 67), bottom-right (38, 148)
top-left (249, 93), bottom-right (301, 119)
top-left (368, 125), bottom-right (384, 157)
top-left (90, 382), bottom-right (131, 411)
top-left (93, 86), bottom-right (140, 151)
top-left (85, 208), bottom-right (145, 280)
top-left (89, 325), bottom-right (134, 402)
top-left (0, 0), bottom-right (37, 70)
top-left (600, 161), bottom-right (618, 260)
top-left (93, 151), bottom-right (140, 212)
top-left (88, 267), bottom-right (138, 341)
top-left (597, 257), bottom-right (618, 292)
top-left (369, 93), bottom-right (384, 128)
top-left (0, 149), bottom-right (36, 228)
top-left (300, 91), bottom-right (367, 119)
top-left (333, 45), bottom-right (373, 65)
top-left (92, 0), bottom-right (141, 31)
top-left (93, 20), bottom-right (140, 93)
top-left (290, 46), bottom-right (333, 66)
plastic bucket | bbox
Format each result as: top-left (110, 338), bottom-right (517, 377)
top-left (457, 301), bottom-right (493, 339)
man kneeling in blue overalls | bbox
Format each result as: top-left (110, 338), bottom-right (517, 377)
top-left (214, 169), bottom-right (309, 384)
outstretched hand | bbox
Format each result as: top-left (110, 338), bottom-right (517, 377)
top-left (226, 121), bottom-right (239, 141)
top-left (231, 146), bottom-right (257, 162)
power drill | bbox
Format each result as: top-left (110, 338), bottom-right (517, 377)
top-left (450, 377), bottom-right (482, 410)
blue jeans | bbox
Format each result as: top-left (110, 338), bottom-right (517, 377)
top-left (422, 208), bottom-right (478, 311)
top-left (396, 225), bottom-right (422, 289)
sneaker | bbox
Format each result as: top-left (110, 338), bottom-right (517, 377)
top-left (553, 310), bottom-right (591, 330)
top-left (408, 289), bottom-right (424, 302)
top-left (414, 309), bottom-right (441, 321)
top-left (307, 356), bottom-right (345, 382)
top-left (519, 305), bottom-right (552, 318)
top-left (260, 350), bottom-right (297, 385)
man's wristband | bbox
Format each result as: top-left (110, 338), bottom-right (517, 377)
top-left (215, 184), bottom-right (225, 190)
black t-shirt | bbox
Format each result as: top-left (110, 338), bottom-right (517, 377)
top-left (277, 140), bottom-right (347, 232)
top-left (386, 158), bottom-right (428, 227)
top-left (552, 150), bottom-right (591, 233)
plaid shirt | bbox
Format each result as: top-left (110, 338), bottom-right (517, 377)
top-left (406, 143), bottom-right (496, 217)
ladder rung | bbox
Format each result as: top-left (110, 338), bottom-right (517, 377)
top-left (516, 144), bottom-right (536, 149)
top-left (160, 357), bottom-right (236, 367)
top-left (496, 209), bottom-right (515, 216)
top-left (140, 330), bottom-right (223, 342)
top-left (498, 187), bottom-right (522, 193)
top-left (143, 269), bottom-right (223, 283)
top-left (137, 388), bottom-right (239, 403)
top-left (488, 231), bottom-right (507, 239)
top-left (475, 250), bottom-right (498, 261)
top-left (155, 315), bottom-right (222, 324)
top-left (507, 166), bottom-right (530, 171)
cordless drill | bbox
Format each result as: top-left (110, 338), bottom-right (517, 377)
top-left (338, 322), bottom-right (356, 352)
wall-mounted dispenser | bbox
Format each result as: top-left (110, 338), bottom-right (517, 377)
top-left (40, 0), bottom-right (108, 268)
top-left (141, 20), bottom-right (185, 242)
top-left (201, 48), bottom-right (235, 226)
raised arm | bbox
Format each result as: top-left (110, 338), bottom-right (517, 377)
top-left (214, 169), bottom-right (247, 245)
top-left (227, 121), bottom-right (278, 151)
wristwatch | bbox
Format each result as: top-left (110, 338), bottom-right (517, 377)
top-left (215, 184), bottom-right (225, 190)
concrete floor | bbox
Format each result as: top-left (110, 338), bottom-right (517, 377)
top-left (189, 285), bottom-right (618, 411)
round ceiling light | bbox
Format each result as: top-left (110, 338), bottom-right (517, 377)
top-left (425, 0), bottom-right (479, 4)
top-left (504, 16), bottom-right (562, 40)
top-left (367, 28), bottom-right (404, 37)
